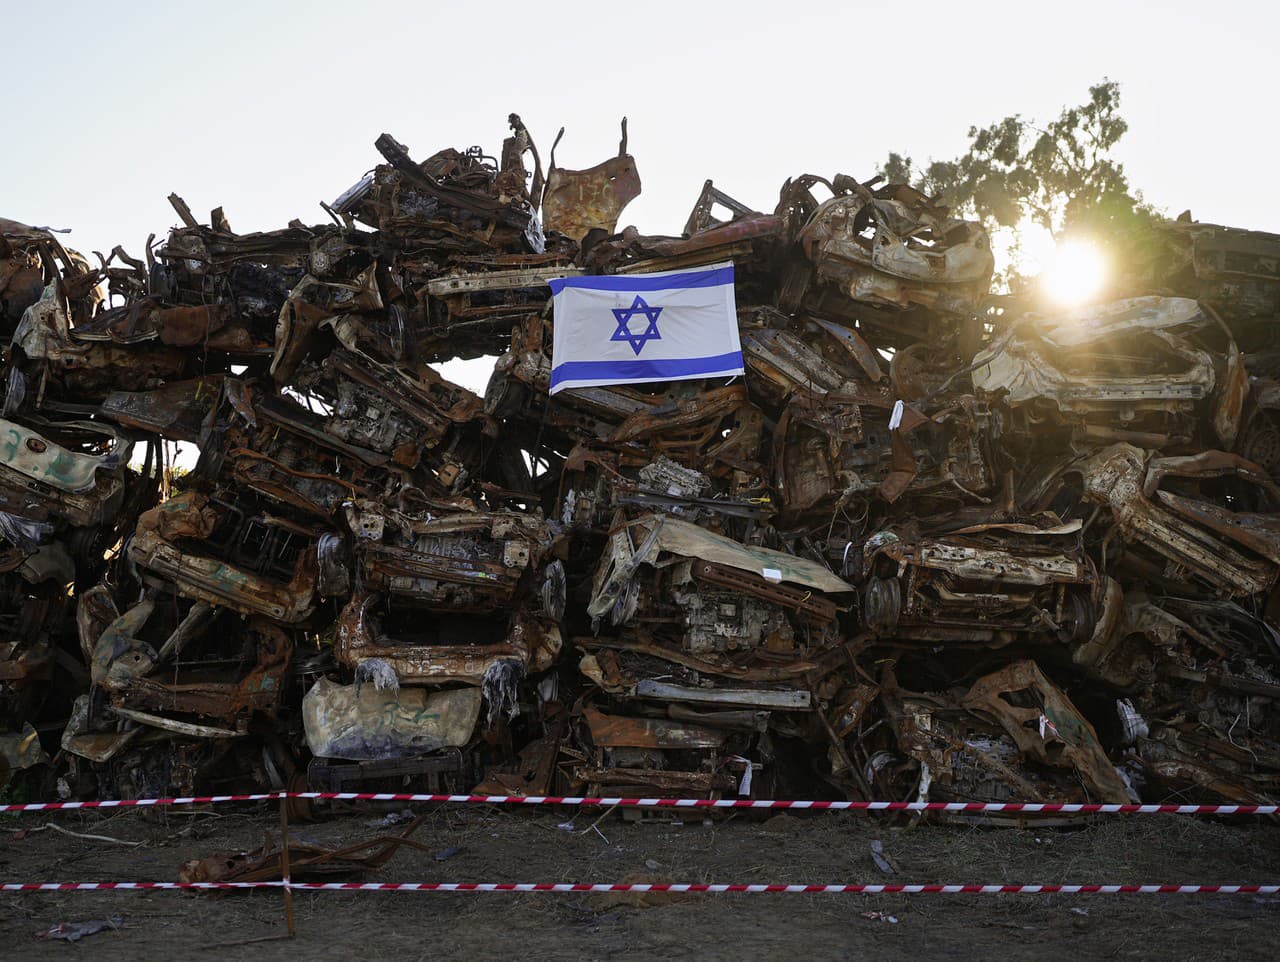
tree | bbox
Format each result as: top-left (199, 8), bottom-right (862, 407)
top-left (881, 80), bottom-right (1155, 287)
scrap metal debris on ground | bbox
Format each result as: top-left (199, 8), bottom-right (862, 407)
top-left (3, 115), bottom-right (1280, 816)
top-left (178, 816), bottom-right (434, 884)
top-left (35, 916), bottom-right (124, 942)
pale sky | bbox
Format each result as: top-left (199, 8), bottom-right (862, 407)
top-left (4, 0), bottom-right (1273, 262)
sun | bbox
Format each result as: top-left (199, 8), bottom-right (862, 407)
top-left (1039, 239), bottom-right (1109, 307)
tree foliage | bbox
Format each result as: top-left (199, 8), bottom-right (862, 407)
top-left (881, 80), bottom-right (1152, 244)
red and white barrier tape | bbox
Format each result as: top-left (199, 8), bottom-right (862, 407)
top-left (2, 792), bottom-right (1277, 815)
top-left (2, 881), bottom-right (1277, 895)
top-left (286, 795), bottom-right (1280, 815)
top-left (0, 793), bottom-right (280, 812)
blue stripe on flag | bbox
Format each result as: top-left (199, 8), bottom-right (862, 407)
top-left (549, 265), bottom-right (733, 296)
top-left (549, 351), bottom-right (744, 390)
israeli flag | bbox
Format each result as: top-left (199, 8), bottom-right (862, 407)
top-left (548, 262), bottom-right (743, 395)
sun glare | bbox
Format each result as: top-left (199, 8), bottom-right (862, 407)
top-left (1040, 240), bottom-right (1108, 307)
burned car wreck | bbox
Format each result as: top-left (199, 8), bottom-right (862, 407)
top-left (4, 115), bottom-right (1280, 816)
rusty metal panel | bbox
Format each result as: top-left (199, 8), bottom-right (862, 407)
top-left (542, 120), bottom-right (641, 242)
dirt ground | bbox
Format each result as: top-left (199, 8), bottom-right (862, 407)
top-left (1, 803), bottom-right (1277, 961)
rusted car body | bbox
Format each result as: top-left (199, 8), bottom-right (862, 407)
top-left (859, 519), bottom-right (1096, 644)
top-left (971, 297), bottom-right (1241, 450)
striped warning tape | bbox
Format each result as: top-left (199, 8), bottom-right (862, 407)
top-left (0, 793), bottom-right (279, 812)
top-left (285, 795), bottom-right (1280, 815)
top-left (2, 793), bottom-right (1277, 815)
top-left (2, 881), bottom-right (1278, 894)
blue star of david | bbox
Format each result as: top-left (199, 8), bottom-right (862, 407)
top-left (611, 295), bottom-right (663, 355)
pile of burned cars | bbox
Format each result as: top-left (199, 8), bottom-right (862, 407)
top-left (3, 115), bottom-right (1280, 815)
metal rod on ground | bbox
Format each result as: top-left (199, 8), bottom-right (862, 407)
top-left (579, 803), bottom-right (618, 839)
top-left (278, 794), bottom-right (296, 938)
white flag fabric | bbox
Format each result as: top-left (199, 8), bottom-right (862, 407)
top-left (548, 262), bottom-right (743, 395)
